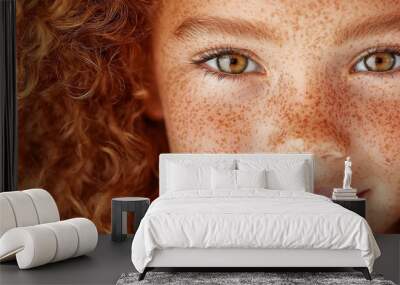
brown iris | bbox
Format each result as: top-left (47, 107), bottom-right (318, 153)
top-left (217, 54), bottom-right (248, 74)
top-left (364, 52), bottom-right (395, 72)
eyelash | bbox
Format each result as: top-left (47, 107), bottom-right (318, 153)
top-left (352, 46), bottom-right (400, 73)
top-left (191, 47), bottom-right (263, 81)
top-left (192, 47), bottom-right (252, 64)
top-left (192, 45), bottom-right (400, 81)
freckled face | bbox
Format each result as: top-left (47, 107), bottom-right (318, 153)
top-left (151, 0), bottom-right (400, 233)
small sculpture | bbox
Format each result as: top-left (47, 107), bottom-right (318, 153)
top-left (342, 156), bottom-right (352, 190)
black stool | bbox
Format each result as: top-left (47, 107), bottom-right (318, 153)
top-left (111, 197), bottom-right (150, 242)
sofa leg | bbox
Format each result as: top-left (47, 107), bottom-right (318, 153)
top-left (354, 267), bottom-right (371, 280)
top-left (138, 268), bottom-right (148, 281)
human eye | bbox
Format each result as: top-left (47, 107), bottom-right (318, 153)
top-left (352, 48), bottom-right (400, 73)
top-left (191, 47), bottom-right (264, 77)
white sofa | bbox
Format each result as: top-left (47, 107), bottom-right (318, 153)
top-left (0, 189), bottom-right (98, 269)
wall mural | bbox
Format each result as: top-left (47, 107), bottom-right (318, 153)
top-left (17, 0), bottom-right (400, 233)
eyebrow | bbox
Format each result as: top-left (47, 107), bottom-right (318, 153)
top-left (174, 16), bottom-right (282, 44)
top-left (335, 14), bottom-right (400, 45)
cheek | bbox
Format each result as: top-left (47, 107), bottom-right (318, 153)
top-left (356, 100), bottom-right (400, 164)
top-left (342, 78), bottom-right (400, 231)
top-left (345, 78), bottom-right (400, 166)
top-left (161, 75), bottom-right (266, 152)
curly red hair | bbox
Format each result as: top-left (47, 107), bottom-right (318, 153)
top-left (16, 0), bottom-right (166, 232)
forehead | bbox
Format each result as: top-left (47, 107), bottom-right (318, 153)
top-left (155, 0), bottom-right (400, 36)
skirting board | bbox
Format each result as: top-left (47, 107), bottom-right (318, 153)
top-left (148, 248), bottom-right (366, 268)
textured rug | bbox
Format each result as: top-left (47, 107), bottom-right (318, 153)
top-left (116, 272), bottom-right (396, 285)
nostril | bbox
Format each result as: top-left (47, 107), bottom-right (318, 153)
top-left (319, 151), bottom-right (345, 160)
top-left (310, 140), bottom-right (347, 161)
top-left (273, 138), bottom-right (346, 161)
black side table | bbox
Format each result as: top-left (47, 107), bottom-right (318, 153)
top-left (111, 197), bottom-right (150, 242)
top-left (332, 198), bottom-right (366, 218)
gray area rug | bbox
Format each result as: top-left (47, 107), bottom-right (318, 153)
top-left (116, 272), bottom-right (396, 285)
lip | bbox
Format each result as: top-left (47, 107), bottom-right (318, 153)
top-left (358, 188), bottom-right (371, 198)
top-left (314, 187), bottom-right (333, 197)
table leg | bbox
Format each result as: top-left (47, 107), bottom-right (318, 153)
top-left (133, 202), bottom-right (149, 234)
top-left (112, 201), bottom-right (124, 242)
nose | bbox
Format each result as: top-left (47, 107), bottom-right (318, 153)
top-left (264, 73), bottom-right (348, 161)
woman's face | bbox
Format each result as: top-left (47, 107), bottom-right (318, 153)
top-left (150, 0), bottom-right (400, 233)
